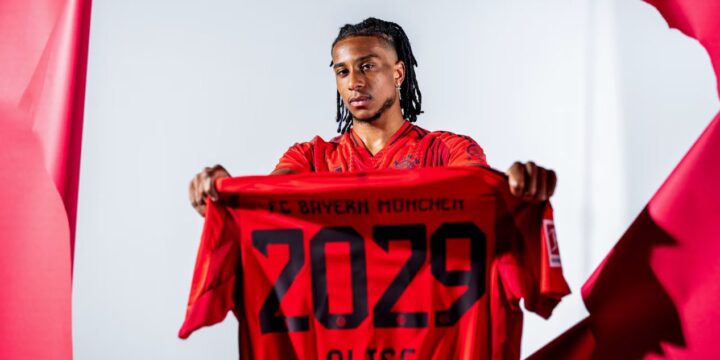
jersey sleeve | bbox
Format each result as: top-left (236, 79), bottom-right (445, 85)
top-left (439, 133), bottom-right (489, 167)
top-left (273, 140), bottom-right (315, 173)
top-left (178, 199), bottom-right (241, 339)
top-left (498, 202), bottom-right (571, 319)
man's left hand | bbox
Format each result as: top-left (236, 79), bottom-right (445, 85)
top-left (505, 161), bottom-right (557, 202)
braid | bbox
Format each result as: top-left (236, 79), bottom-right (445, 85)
top-left (336, 91), bottom-right (352, 133)
top-left (331, 17), bottom-right (423, 133)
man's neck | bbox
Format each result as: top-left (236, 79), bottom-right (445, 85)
top-left (351, 112), bottom-right (406, 156)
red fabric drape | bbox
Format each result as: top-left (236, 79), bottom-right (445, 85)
top-left (531, 1), bottom-right (720, 358)
top-left (0, 0), bottom-right (92, 358)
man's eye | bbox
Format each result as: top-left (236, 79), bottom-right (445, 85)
top-left (361, 63), bottom-right (375, 71)
top-left (336, 69), bottom-right (348, 77)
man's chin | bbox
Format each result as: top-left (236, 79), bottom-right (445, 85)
top-left (349, 96), bottom-right (395, 124)
top-left (351, 112), bottom-right (379, 123)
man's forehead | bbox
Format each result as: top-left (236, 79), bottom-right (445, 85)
top-left (331, 36), bottom-right (397, 64)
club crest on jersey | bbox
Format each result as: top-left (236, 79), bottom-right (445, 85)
top-left (543, 220), bottom-right (562, 268)
top-left (466, 143), bottom-right (483, 159)
top-left (393, 154), bottom-right (420, 169)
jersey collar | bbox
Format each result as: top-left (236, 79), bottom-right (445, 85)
top-left (348, 120), bottom-right (414, 160)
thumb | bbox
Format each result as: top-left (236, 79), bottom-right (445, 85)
top-left (204, 176), bottom-right (219, 202)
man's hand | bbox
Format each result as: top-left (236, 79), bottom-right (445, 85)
top-left (189, 165), bottom-right (231, 217)
top-left (505, 161), bottom-right (557, 202)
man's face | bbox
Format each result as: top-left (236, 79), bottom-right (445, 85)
top-left (331, 36), bottom-right (405, 122)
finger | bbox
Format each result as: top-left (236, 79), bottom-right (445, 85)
top-left (207, 180), bottom-right (219, 202)
top-left (547, 169), bottom-right (557, 198)
top-left (214, 164), bottom-right (230, 179)
top-left (204, 174), bottom-right (218, 202)
top-left (188, 178), bottom-right (197, 206)
top-left (200, 170), bottom-right (211, 195)
top-left (207, 165), bottom-right (224, 202)
top-left (208, 164), bottom-right (228, 177)
top-left (536, 167), bottom-right (548, 202)
top-left (524, 162), bottom-right (538, 201)
top-left (191, 176), bottom-right (201, 206)
top-left (506, 162), bottom-right (525, 197)
top-left (190, 176), bottom-right (204, 215)
top-left (195, 172), bottom-right (207, 208)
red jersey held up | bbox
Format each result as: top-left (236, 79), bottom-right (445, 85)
top-left (178, 167), bottom-right (570, 360)
top-left (273, 121), bottom-right (489, 173)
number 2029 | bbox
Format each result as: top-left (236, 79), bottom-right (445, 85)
top-left (252, 222), bottom-right (487, 334)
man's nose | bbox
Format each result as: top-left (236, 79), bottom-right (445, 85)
top-left (347, 70), bottom-right (365, 90)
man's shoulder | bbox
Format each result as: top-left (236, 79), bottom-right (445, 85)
top-left (420, 127), bottom-right (478, 144)
top-left (285, 133), bottom-right (347, 152)
top-left (417, 127), bottom-right (486, 164)
top-left (310, 133), bottom-right (348, 146)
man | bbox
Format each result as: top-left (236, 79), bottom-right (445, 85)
top-left (188, 17), bottom-right (557, 215)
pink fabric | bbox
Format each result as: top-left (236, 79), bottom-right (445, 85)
top-left (0, 0), bottom-right (91, 253)
top-left (0, 0), bottom-right (92, 358)
top-left (645, 0), bottom-right (720, 98)
top-left (532, 1), bottom-right (720, 358)
top-left (645, 111), bottom-right (720, 358)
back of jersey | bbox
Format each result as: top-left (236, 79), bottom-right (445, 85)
top-left (179, 167), bottom-right (570, 360)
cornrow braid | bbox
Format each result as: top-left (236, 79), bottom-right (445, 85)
top-left (331, 17), bottom-right (423, 134)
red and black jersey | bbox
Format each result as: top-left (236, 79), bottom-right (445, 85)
top-left (179, 167), bottom-right (570, 360)
top-left (274, 121), bottom-right (488, 173)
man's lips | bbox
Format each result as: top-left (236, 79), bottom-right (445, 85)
top-left (349, 95), bottom-right (371, 108)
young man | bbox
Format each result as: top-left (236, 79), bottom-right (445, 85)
top-left (188, 17), bottom-right (557, 216)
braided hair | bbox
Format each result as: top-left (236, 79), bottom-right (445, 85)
top-left (331, 17), bottom-right (423, 133)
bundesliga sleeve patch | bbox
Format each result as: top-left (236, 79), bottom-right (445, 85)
top-left (179, 167), bottom-right (570, 360)
top-left (543, 220), bottom-right (562, 268)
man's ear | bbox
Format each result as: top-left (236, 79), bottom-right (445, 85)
top-left (394, 60), bottom-right (406, 87)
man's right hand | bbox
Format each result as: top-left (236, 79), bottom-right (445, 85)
top-left (189, 165), bottom-right (230, 217)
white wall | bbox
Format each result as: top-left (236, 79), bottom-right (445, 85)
top-left (74, 0), bottom-right (718, 358)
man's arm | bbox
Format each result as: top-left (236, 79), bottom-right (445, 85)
top-left (440, 132), bottom-right (556, 202)
top-left (189, 165), bottom-right (230, 217)
top-left (505, 161), bottom-right (557, 203)
top-left (270, 168), bottom-right (299, 176)
top-left (190, 140), bottom-right (314, 217)
top-left (189, 166), bottom-right (300, 217)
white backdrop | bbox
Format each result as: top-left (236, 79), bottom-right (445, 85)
top-left (74, 0), bottom-right (718, 358)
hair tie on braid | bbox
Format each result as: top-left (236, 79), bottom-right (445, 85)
top-left (330, 17), bottom-right (424, 134)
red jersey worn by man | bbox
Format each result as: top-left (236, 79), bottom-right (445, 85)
top-left (179, 167), bottom-right (570, 360)
top-left (274, 121), bottom-right (489, 172)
